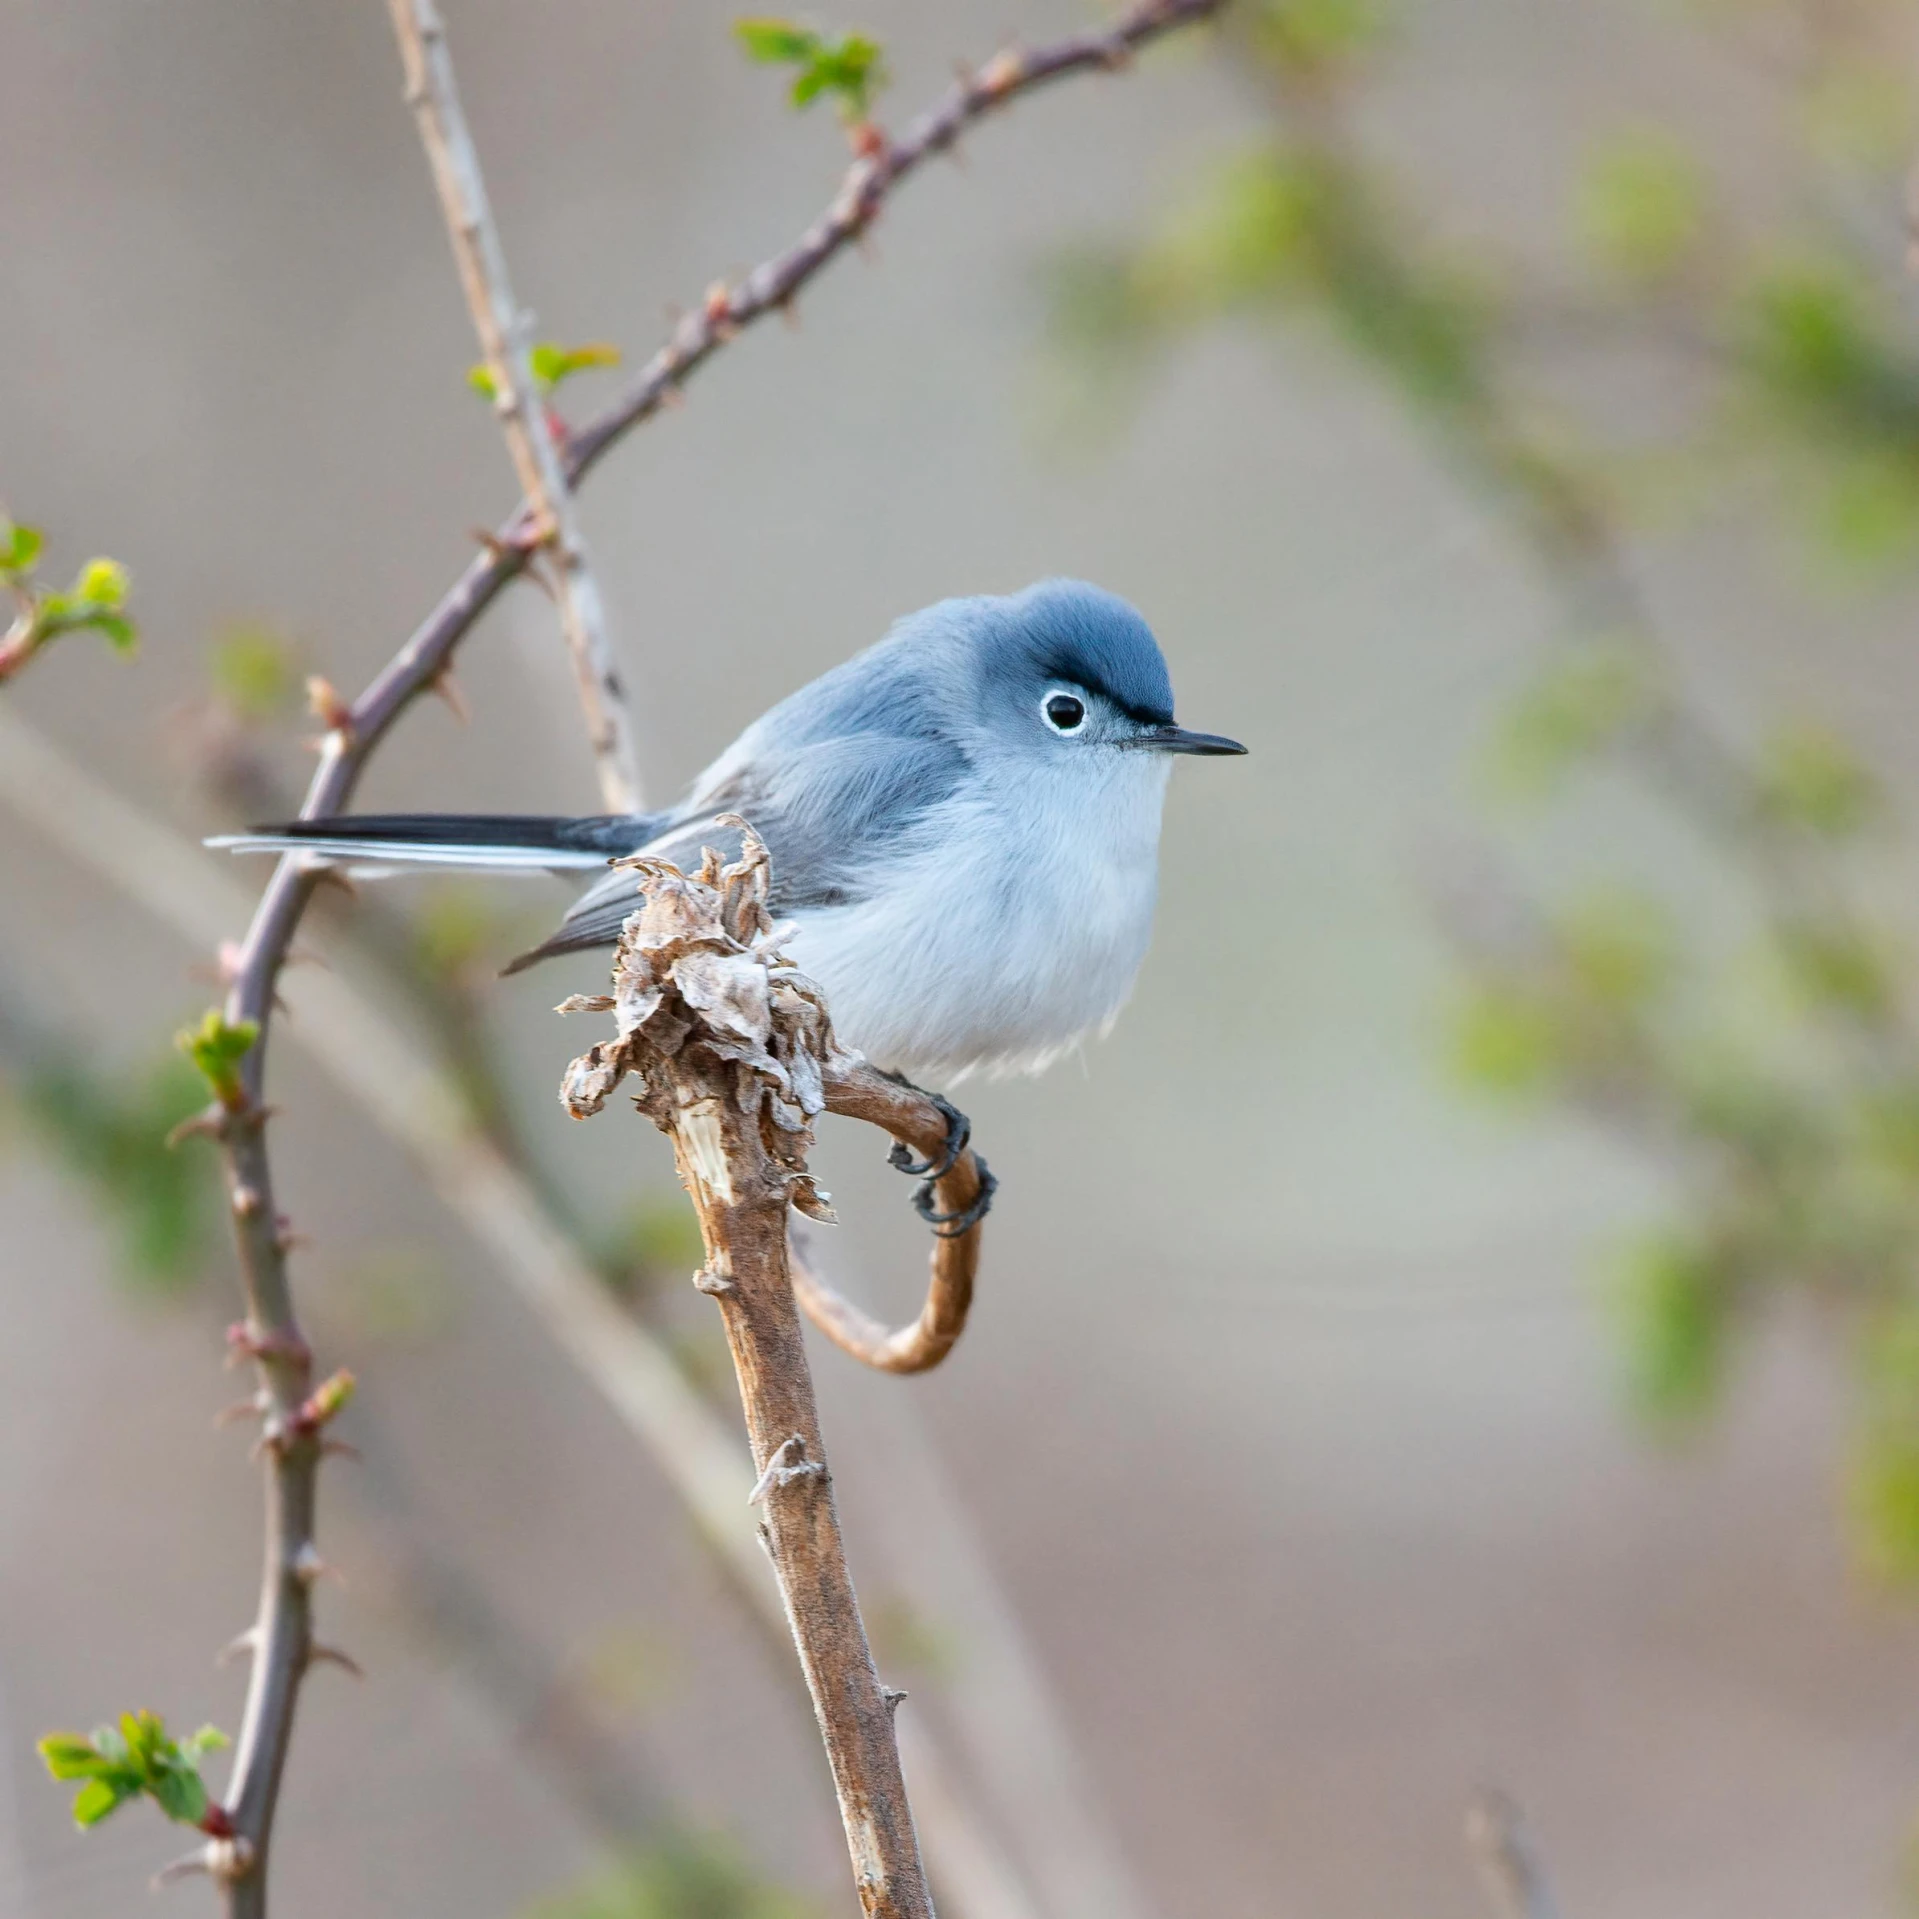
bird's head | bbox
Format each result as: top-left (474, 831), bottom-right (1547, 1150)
top-left (962, 579), bottom-right (1246, 763)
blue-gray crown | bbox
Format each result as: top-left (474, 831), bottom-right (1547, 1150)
top-left (993, 579), bottom-right (1174, 724)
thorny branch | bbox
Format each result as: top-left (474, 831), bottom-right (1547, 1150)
top-left (559, 827), bottom-right (993, 1919)
top-left (384, 0), bottom-right (643, 815)
top-left (108, 4), bottom-right (1221, 1906)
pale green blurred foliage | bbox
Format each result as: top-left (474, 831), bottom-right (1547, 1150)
top-left (1576, 127), bottom-right (1710, 287)
top-left (864, 1591), bottom-right (960, 1685)
top-left (525, 1832), bottom-right (815, 1919)
top-left (1047, 0), bottom-right (1919, 1583)
top-left (0, 1033), bottom-right (216, 1297)
top-left (206, 622), bottom-right (301, 722)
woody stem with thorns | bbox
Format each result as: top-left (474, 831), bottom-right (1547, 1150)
top-left (560, 826), bottom-right (999, 1918)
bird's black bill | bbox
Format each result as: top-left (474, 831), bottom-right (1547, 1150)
top-left (1129, 724), bottom-right (1248, 756)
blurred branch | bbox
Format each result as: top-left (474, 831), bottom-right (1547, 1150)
top-left (1465, 1789), bottom-right (1561, 1919)
top-left (384, 0), bottom-right (643, 815)
top-left (557, 832), bottom-right (967, 1919)
top-left (0, 703), bottom-right (1045, 1919)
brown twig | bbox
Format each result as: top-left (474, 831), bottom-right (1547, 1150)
top-left (559, 831), bottom-right (983, 1918)
top-left (791, 1066), bottom-right (992, 1374)
top-left (385, 0), bottom-right (642, 814)
top-left (125, 6), bottom-right (1220, 1907)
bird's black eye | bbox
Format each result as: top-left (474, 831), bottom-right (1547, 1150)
top-left (1043, 692), bottom-right (1086, 733)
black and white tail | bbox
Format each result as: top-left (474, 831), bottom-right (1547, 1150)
top-left (205, 812), bottom-right (658, 874)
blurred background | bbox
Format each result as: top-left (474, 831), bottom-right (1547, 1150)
top-left (7, 0), bottom-right (1919, 1913)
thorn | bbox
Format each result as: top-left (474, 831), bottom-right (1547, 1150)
top-left (693, 1267), bottom-right (735, 1296)
top-left (217, 1626), bottom-right (260, 1667)
top-left (777, 292), bottom-right (801, 330)
top-left (430, 665), bottom-right (471, 724)
top-left (320, 1436), bottom-right (363, 1463)
top-left (555, 993), bottom-right (615, 1015)
top-left (310, 863), bottom-right (360, 901)
top-left (215, 1392), bottom-right (269, 1427)
top-left (308, 1642), bottom-right (365, 1679)
top-left (291, 1541), bottom-right (343, 1587)
top-left (748, 1433), bottom-right (828, 1506)
top-left (230, 1183), bottom-right (263, 1219)
top-left (304, 674), bottom-right (354, 741)
top-left (883, 1685), bottom-right (908, 1717)
top-left (152, 1846), bottom-right (216, 1890)
top-left (167, 1106), bottom-right (227, 1149)
top-left (274, 1215), bottom-right (312, 1253)
top-left (977, 46), bottom-right (1025, 99)
top-left (703, 280), bottom-right (738, 341)
top-left (226, 1322), bottom-right (312, 1373)
top-left (658, 381), bottom-right (686, 411)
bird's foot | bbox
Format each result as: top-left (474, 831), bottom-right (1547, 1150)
top-left (886, 1087), bottom-right (971, 1183)
top-left (914, 1158), bottom-right (998, 1240)
top-left (881, 1078), bottom-right (996, 1238)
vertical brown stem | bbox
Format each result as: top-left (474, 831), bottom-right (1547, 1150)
top-left (667, 1086), bottom-right (934, 1919)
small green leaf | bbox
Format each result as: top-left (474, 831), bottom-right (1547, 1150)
top-left (175, 1009), bottom-right (259, 1110)
top-left (37, 1734), bottom-right (114, 1781)
top-left (37, 1713), bottom-right (226, 1833)
top-left (74, 557), bottom-right (128, 607)
top-left (91, 611), bottom-right (136, 654)
top-left (70, 1777), bottom-right (134, 1828)
top-left (181, 1725), bottom-right (231, 1761)
top-left (735, 19), bottom-right (821, 63)
top-left (0, 519), bottom-right (44, 575)
top-left (146, 1763), bottom-right (207, 1828)
top-left (468, 340), bottom-right (621, 403)
top-left (734, 16), bottom-right (886, 121)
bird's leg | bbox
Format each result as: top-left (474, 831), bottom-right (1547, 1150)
top-left (875, 1073), bottom-right (997, 1236)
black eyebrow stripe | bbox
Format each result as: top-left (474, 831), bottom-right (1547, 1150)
top-left (1038, 664), bottom-right (1173, 728)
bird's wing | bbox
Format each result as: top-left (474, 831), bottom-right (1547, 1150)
top-left (504, 732), bottom-right (968, 973)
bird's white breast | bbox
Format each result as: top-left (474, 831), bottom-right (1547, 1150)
top-left (785, 750), bottom-right (1173, 1082)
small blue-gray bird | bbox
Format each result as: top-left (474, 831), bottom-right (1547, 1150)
top-left (212, 580), bottom-right (1245, 1083)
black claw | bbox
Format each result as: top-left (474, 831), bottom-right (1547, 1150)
top-left (913, 1158), bottom-right (998, 1239)
top-left (887, 1090), bottom-right (971, 1183)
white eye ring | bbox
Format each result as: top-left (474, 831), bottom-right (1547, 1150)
top-left (1042, 690), bottom-right (1086, 734)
